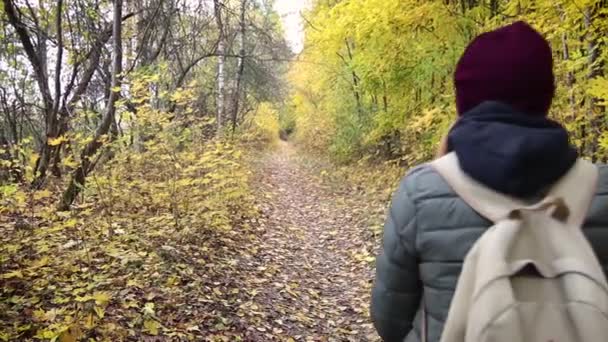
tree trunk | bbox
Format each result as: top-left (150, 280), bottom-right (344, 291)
top-left (32, 0), bottom-right (57, 184)
top-left (232, 0), bottom-right (247, 133)
top-left (60, 0), bottom-right (123, 210)
top-left (50, 0), bottom-right (64, 178)
top-left (344, 39), bottom-right (362, 118)
top-left (561, 32), bottom-right (576, 115)
top-left (50, 15), bottom-right (128, 180)
top-left (232, 0), bottom-right (247, 134)
top-left (214, 0), bottom-right (226, 134)
top-left (1, 0), bottom-right (58, 186)
top-left (382, 79), bottom-right (388, 113)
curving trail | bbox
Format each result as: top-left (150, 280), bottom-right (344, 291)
top-left (237, 142), bottom-right (379, 341)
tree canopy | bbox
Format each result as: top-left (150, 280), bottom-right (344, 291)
top-left (289, 0), bottom-right (608, 164)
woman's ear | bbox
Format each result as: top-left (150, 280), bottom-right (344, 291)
top-left (435, 133), bottom-right (450, 159)
top-left (435, 120), bottom-right (457, 159)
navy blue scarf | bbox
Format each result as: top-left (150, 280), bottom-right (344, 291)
top-left (448, 101), bottom-right (578, 198)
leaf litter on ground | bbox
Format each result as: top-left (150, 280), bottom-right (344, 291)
top-left (1, 142), bottom-right (386, 341)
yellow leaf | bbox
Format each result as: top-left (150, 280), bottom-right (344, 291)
top-left (61, 156), bottom-right (79, 168)
top-left (59, 328), bottom-right (79, 342)
top-left (30, 256), bottom-right (50, 269)
top-left (126, 279), bottom-right (143, 288)
top-left (143, 319), bottom-right (161, 336)
top-left (74, 295), bottom-right (93, 302)
top-left (33, 309), bottom-right (46, 322)
top-left (16, 324), bottom-right (31, 332)
top-left (94, 306), bottom-right (105, 319)
top-left (53, 296), bottom-right (70, 304)
top-left (142, 302), bottom-right (155, 316)
top-left (1, 270), bottom-right (23, 279)
top-left (92, 291), bottom-right (112, 306)
top-left (33, 190), bottom-right (53, 200)
top-left (48, 136), bottom-right (68, 146)
top-left (71, 288), bottom-right (86, 296)
top-left (34, 328), bottom-right (56, 339)
top-left (29, 153), bottom-right (39, 166)
top-left (84, 313), bottom-right (95, 329)
top-left (64, 219), bottom-right (78, 228)
top-left (165, 275), bottom-right (179, 287)
top-left (43, 308), bottom-right (59, 322)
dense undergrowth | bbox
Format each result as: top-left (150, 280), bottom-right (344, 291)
top-left (1, 139), bottom-right (267, 341)
top-left (0, 87), bottom-right (282, 341)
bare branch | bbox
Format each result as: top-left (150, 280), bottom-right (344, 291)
top-left (2, 0), bottom-right (53, 113)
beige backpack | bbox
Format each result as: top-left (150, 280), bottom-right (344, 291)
top-left (429, 152), bottom-right (608, 342)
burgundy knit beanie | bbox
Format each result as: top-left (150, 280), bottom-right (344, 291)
top-left (454, 21), bottom-right (555, 116)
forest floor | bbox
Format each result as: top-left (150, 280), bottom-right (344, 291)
top-left (0, 141), bottom-right (388, 342)
top-left (237, 141), bottom-right (380, 341)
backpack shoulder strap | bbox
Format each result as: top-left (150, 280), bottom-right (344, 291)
top-left (432, 153), bottom-right (599, 226)
top-left (431, 153), bottom-right (523, 222)
top-left (547, 158), bottom-right (598, 227)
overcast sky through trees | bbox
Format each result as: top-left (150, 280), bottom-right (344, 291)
top-left (273, 0), bottom-right (308, 53)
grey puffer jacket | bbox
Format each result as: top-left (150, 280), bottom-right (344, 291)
top-left (370, 163), bottom-right (608, 342)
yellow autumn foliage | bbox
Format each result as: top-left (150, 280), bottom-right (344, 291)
top-left (242, 102), bottom-right (280, 147)
top-left (0, 69), bottom-right (260, 341)
top-left (290, 0), bottom-right (608, 164)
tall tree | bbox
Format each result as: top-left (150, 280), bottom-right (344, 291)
top-left (232, 0), bottom-right (248, 132)
top-left (60, 0), bottom-right (124, 210)
top-left (214, 0), bottom-right (226, 133)
top-left (2, 0), bottom-right (56, 185)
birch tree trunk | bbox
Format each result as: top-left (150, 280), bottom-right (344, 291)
top-left (214, 0), bottom-right (226, 134)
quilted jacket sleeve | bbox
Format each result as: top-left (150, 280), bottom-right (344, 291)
top-left (371, 176), bottom-right (423, 342)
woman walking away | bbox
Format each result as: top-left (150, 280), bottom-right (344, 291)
top-left (370, 21), bottom-right (608, 342)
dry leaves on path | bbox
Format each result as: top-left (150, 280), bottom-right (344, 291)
top-left (237, 142), bottom-right (380, 341)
